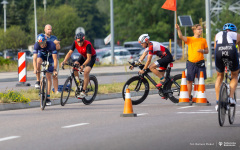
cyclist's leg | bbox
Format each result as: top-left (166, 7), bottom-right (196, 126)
top-left (46, 72), bottom-right (52, 95)
top-left (52, 59), bottom-right (59, 94)
top-left (36, 56), bottom-right (43, 88)
top-left (215, 71), bottom-right (224, 100)
top-left (74, 56), bottom-right (84, 78)
top-left (149, 63), bottom-right (165, 79)
top-left (228, 47), bottom-right (239, 102)
top-left (80, 55), bottom-right (95, 98)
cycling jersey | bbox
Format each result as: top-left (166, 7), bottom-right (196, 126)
top-left (215, 31), bottom-right (239, 72)
top-left (144, 41), bottom-right (171, 58)
top-left (33, 41), bottom-right (57, 73)
top-left (71, 40), bottom-right (96, 58)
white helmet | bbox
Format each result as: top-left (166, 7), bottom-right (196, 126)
top-left (138, 34), bottom-right (150, 43)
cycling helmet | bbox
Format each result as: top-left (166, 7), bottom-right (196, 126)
top-left (138, 34), bottom-right (150, 43)
top-left (223, 23), bottom-right (237, 32)
top-left (75, 32), bottom-right (85, 42)
top-left (37, 33), bottom-right (47, 46)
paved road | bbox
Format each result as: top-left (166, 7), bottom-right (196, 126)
top-left (0, 87), bottom-right (240, 150)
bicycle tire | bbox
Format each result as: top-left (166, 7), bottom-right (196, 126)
top-left (122, 76), bottom-right (149, 105)
top-left (40, 77), bottom-right (47, 110)
top-left (60, 76), bottom-right (72, 106)
top-left (165, 74), bottom-right (182, 103)
top-left (82, 75), bottom-right (98, 105)
top-left (228, 92), bottom-right (236, 124)
top-left (218, 83), bottom-right (227, 127)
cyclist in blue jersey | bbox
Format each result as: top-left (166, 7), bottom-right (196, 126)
top-left (33, 33), bottom-right (58, 106)
top-left (44, 24), bottom-right (61, 94)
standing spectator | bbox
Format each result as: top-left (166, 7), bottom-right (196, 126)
top-left (214, 23), bottom-right (240, 111)
top-left (44, 24), bottom-right (61, 94)
top-left (175, 24), bottom-right (209, 99)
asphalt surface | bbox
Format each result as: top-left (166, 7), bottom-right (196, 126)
top-left (0, 88), bottom-right (240, 150)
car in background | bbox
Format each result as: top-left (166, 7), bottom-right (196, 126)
top-left (101, 48), bottom-right (133, 65)
top-left (3, 49), bottom-right (18, 60)
top-left (125, 47), bottom-right (143, 60)
top-left (95, 46), bottom-right (124, 65)
top-left (0, 52), bottom-right (3, 57)
top-left (136, 49), bottom-right (157, 62)
top-left (161, 42), bottom-right (182, 60)
top-left (124, 41), bottom-right (142, 48)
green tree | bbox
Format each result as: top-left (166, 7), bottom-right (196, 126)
top-left (0, 26), bottom-right (29, 51)
top-left (69, 0), bottom-right (108, 43)
top-left (28, 5), bottom-right (84, 47)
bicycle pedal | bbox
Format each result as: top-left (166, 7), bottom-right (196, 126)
top-left (161, 97), bottom-right (166, 99)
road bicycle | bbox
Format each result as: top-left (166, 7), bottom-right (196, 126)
top-left (60, 62), bottom-right (98, 106)
top-left (39, 53), bottom-right (52, 110)
top-left (122, 61), bottom-right (182, 105)
top-left (218, 58), bottom-right (236, 127)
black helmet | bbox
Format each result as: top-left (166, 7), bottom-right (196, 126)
top-left (75, 32), bottom-right (85, 42)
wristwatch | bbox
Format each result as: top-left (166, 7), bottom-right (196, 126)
top-left (143, 69), bottom-right (146, 72)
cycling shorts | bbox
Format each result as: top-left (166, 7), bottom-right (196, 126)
top-left (154, 54), bottom-right (173, 69)
top-left (215, 44), bottom-right (239, 72)
top-left (38, 52), bottom-right (54, 73)
top-left (77, 55), bottom-right (96, 68)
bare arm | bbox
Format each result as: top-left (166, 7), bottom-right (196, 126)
top-left (33, 54), bottom-right (38, 73)
top-left (52, 54), bottom-right (58, 70)
top-left (143, 55), bottom-right (153, 70)
top-left (237, 33), bottom-right (240, 52)
top-left (62, 50), bottom-right (74, 64)
top-left (139, 51), bottom-right (148, 62)
top-left (54, 40), bottom-right (61, 50)
top-left (175, 24), bottom-right (187, 42)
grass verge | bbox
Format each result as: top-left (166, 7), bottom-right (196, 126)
top-left (0, 72), bottom-right (217, 104)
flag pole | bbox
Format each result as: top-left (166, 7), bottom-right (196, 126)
top-left (174, 0), bottom-right (177, 60)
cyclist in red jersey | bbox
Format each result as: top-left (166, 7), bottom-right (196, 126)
top-left (61, 32), bottom-right (96, 98)
top-left (131, 34), bottom-right (173, 87)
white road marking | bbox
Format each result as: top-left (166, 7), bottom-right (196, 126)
top-left (137, 113), bottom-right (148, 116)
top-left (62, 123), bottom-right (89, 129)
top-left (177, 112), bottom-right (217, 114)
top-left (199, 110), bottom-right (213, 111)
top-left (0, 136), bottom-right (20, 142)
top-left (177, 106), bottom-right (195, 109)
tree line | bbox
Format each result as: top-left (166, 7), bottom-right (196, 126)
top-left (0, 0), bottom-right (239, 51)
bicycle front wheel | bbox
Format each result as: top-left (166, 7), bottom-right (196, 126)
top-left (228, 92), bottom-right (236, 124)
top-left (60, 76), bottom-right (72, 106)
top-left (165, 74), bottom-right (182, 103)
top-left (218, 83), bottom-right (228, 127)
top-left (122, 76), bottom-right (149, 105)
top-left (40, 77), bottom-right (47, 110)
top-left (82, 75), bottom-right (98, 105)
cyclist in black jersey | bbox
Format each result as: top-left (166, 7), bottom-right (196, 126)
top-left (214, 23), bottom-right (240, 111)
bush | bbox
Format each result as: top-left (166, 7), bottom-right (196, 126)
top-left (0, 57), bottom-right (13, 65)
top-left (0, 90), bottom-right (31, 103)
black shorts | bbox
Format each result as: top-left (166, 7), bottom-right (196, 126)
top-left (215, 45), bottom-right (239, 72)
top-left (186, 60), bottom-right (207, 81)
top-left (154, 54), bottom-right (173, 69)
top-left (77, 55), bottom-right (96, 68)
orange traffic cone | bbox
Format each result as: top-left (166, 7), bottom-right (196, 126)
top-left (120, 89), bottom-right (137, 117)
top-left (192, 74), bottom-right (199, 103)
top-left (193, 71), bottom-right (211, 106)
top-left (177, 71), bottom-right (191, 106)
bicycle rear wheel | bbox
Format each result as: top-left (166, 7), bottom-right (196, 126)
top-left (228, 92), bottom-right (236, 124)
top-left (165, 74), bottom-right (182, 103)
top-left (82, 75), bottom-right (98, 105)
top-left (122, 76), bottom-right (149, 105)
top-left (218, 83), bottom-right (228, 126)
top-left (60, 76), bottom-right (72, 106)
top-left (40, 77), bottom-right (47, 110)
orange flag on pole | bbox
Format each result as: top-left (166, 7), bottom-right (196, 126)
top-left (161, 0), bottom-right (176, 11)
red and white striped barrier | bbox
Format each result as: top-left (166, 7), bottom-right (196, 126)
top-left (16, 52), bottom-right (30, 87)
top-left (18, 52), bottom-right (26, 82)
